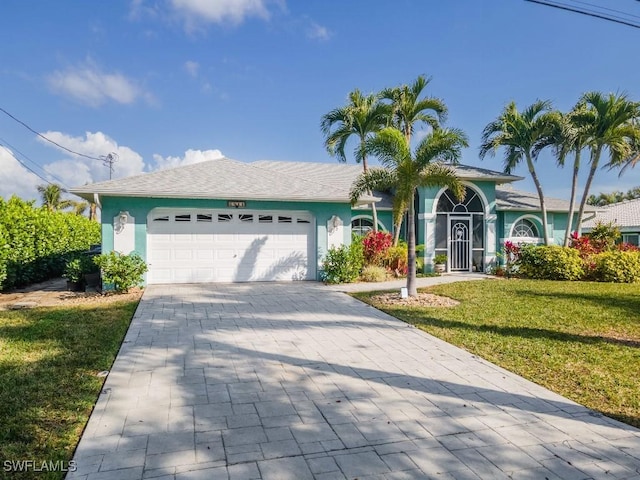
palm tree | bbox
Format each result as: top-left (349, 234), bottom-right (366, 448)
top-left (37, 183), bottom-right (73, 212)
top-left (573, 92), bottom-right (640, 234)
top-left (380, 75), bottom-right (448, 244)
top-left (321, 89), bottom-right (389, 232)
top-left (479, 100), bottom-right (555, 245)
top-left (548, 105), bottom-right (593, 246)
top-left (350, 127), bottom-right (467, 297)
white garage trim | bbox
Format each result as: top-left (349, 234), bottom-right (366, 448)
top-left (146, 208), bottom-right (315, 284)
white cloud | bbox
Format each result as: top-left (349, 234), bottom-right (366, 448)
top-left (0, 147), bottom-right (42, 201)
top-left (184, 60), bottom-right (200, 77)
top-left (307, 21), bottom-right (331, 41)
top-left (38, 131), bottom-right (146, 183)
top-left (48, 61), bottom-right (151, 107)
top-left (152, 148), bottom-right (223, 170)
top-left (170, 0), bottom-right (271, 27)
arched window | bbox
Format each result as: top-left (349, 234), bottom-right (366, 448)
top-left (351, 217), bottom-right (374, 236)
top-left (511, 218), bottom-right (539, 238)
top-left (436, 187), bottom-right (484, 213)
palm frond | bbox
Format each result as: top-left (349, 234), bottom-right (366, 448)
top-left (349, 168), bottom-right (397, 205)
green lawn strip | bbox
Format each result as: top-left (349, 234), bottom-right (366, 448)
top-left (0, 301), bottom-right (139, 480)
top-left (354, 280), bottom-right (640, 429)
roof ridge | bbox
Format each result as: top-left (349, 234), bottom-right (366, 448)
top-left (247, 160), bottom-right (350, 198)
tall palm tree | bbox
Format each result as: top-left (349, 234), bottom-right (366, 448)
top-left (480, 100), bottom-right (555, 245)
top-left (548, 105), bottom-right (593, 246)
top-left (350, 127), bottom-right (467, 297)
top-left (37, 183), bottom-right (73, 212)
top-left (380, 75), bottom-right (448, 244)
top-left (574, 92), bottom-right (640, 235)
top-left (321, 89), bottom-right (389, 232)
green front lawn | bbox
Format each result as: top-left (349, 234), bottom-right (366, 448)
top-left (0, 301), bottom-right (139, 480)
top-left (355, 280), bottom-right (640, 429)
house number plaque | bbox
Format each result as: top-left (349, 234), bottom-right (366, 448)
top-left (227, 201), bottom-right (246, 208)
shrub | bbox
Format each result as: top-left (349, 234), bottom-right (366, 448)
top-left (518, 245), bottom-right (584, 281)
top-left (593, 251), bottom-right (640, 283)
top-left (362, 231), bottom-right (392, 265)
top-left (434, 254), bottom-right (447, 264)
top-left (94, 251), bottom-right (147, 293)
top-left (588, 221), bottom-right (620, 251)
top-left (382, 244), bottom-right (408, 276)
top-left (360, 265), bottom-right (388, 283)
top-left (62, 258), bottom-right (85, 283)
top-left (0, 196), bottom-right (100, 290)
top-left (321, 241), bottom-right (364, 284)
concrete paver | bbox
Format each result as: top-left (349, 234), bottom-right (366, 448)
top-left (69, 282), bottom-right (640, 479)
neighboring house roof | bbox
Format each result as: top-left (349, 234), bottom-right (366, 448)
top-left (496, 185), bottom-right (598, 212)
top-left (71, 157), bottom-right (376, 204)
top-left (452, 165), bottom-right (523, 184)
top-left (582, 198), bottom-right (640, 230)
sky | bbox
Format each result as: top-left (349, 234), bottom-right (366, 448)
top-left (1, 0), bottom-right (639, 205)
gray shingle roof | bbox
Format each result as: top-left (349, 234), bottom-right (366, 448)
top-left (71, 157), bottom-right (358, 203)
top-left (582, 198), bottom-right (640, 229)
top-left (496, 185), bottom-right (597, 212)
top-left (71, 157), bottom-right (524, 207)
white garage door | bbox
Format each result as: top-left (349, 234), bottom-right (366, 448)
top-left (147, 209), bottom-right (315, 284)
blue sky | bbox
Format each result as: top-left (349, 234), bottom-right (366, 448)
top-left (1, 0), bottom-right (639, 204)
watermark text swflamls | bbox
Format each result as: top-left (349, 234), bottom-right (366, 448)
top-left (3, 460), bottom-right (77, 473)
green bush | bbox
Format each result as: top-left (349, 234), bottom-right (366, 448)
top-left (94, 251), bottom-right (147, 293)
top-left (593, 251), bottom-right (640, 283)
top-left (62, 258), bottom-right (85, 283)
top-left (360, 265), bottom-right (387, 283)
top-left (518, 245), bottom-right (584, 281)
top-left (321, 241), bottom-right (364, 284)
top-left (0, 196), bottom-right (100, 290)
top-left (382, 244), bottom-right (408, 276)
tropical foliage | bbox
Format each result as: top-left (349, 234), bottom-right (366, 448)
top-left (94, 251), bottom-right (147, 293)
top-left (351, 127), bottom-right (467, 296)
top-left (321, 89), bottom-right (389, 231)
top-left (571, 92), bottom-right (640, 234)
top-left (37, 183), bottom-right (88, 215)
top-left (0, 196), bottom-right (100, 290)
top-left (587, 186), bottom-right (640, 206)
top-left (480, 100), bottom-right (556, 245)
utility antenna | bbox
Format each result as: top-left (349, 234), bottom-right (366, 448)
top-left (101, 152), bottom-right (118, 179)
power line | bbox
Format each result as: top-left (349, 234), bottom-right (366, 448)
top-left (0, 142), bottom-right (54, 186)
top-left (568, 0), bottom-right (640, 20)
top-left (0, 136), bottom-right (69, 188)
top-left (0, 105), bottom-right (112, 161)
top-left (525, 0), bottom-right (640, 29)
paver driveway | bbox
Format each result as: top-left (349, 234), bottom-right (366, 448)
top-left (69, 282), bottom-right (640, 479)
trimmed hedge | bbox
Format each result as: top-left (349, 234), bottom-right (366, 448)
top-left (0, 196), bottom-right (100, 290)
top-left (517, 245), bottom-right (585, 281)
top-left (594, 251), bottom-right (640, 283)
top-left (514, 244), bottom-right (640, 283)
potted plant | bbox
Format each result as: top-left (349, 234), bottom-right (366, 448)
top-left (433, 253), bottom-right (447, 273)
top-left (63, 258), bottom-right (84, 291)
top-left (82, 255), bottom-right (101, 290)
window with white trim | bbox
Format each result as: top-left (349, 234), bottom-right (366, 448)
top-left (351, 218), bottom-right (374, 236)
top-left (512, 219), bottom-right (539, 238)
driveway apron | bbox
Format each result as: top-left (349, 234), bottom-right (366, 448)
top-left (69, 282), bottom-right (640, 479)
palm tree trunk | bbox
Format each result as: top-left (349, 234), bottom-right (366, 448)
top-left (361, 154), bottom-right (378, 233)
top-left (407, 192), bottom-right (417, 297)
top-left (563, 151), bottom-right (581, 247)
top-left (526, 154), bottom-right (550, 245)
top-left (576, 148), bottom-right (602, 236)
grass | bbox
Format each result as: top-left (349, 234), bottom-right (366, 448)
top-left (355, 279), bottom-right (640, 429)
top-left (0, 300), bottom-right (139, 480)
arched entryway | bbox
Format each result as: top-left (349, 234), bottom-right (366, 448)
top-left (434, 186), bottom-right (486, 272)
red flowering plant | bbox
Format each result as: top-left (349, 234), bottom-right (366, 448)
top-left (502, 240), bottom-right (521, 277)
top-left (362, 231), bottom-right (393, 265)
top-left (617, 242), bottom-right (640, 252)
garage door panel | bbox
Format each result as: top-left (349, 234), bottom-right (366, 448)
top-left (147, 209), bottom-right (314, 284)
